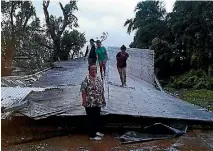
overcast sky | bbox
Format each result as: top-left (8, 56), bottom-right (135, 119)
top-left (33, 0), bottom-right (175, 51)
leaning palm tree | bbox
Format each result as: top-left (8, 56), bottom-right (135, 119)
top-left (124, 1), bottom-right (166, 34)
top-left (124, 0), bottom-right (166, 48)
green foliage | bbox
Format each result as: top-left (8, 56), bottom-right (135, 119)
top-left (43, 0), bottom-right (82, 61)
top-left (60, 30), bottom-right (86, 60)
top-left (164, 88), bottom-right (213, 111)
top-left (1, 0), bottom-right (86, 74)
top-left (126, 1), bottom-right (213, 89)
top-left (168, 70), bottom-right (213, 89)
top-left (124, 0), bottom-right (167, 48)
top-left (182, 89), bottom-right (213, 111)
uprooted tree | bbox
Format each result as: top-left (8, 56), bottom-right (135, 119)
top-left (43, 0), bottom-right (85, 61)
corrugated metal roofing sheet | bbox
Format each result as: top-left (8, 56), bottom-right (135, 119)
top-left (1, 87), bottom-right (44, 108)
top-left (19, 101), bottom-right (65, 120)
top-left (2, 47), bottom-right (213, 122)
top-left (23, 47), bottom-right (213, 122)
top-left (1, 87), bottom-right (45, 119)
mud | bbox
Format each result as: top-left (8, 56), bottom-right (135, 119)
top-left (2, 117), bottom-right (213, 151)
top-left (2, 131), bottom-right (213, 151)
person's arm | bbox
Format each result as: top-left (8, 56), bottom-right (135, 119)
top-left (116, 53), bottom-right (120, 61)
top-left (104, 47), bottom-right (108, 60)
top-left (126, 53), bottom-right (129, 60)
top-left (80, 78), bottom-right (87, 107)
top-left (100, 80), bottom-right (106, 107)
top-left (84, 46), bottom-right (89, 58)
top-left (82, 91), bottom-right (86, 106)
top-left (95, 49), bottom-right (99, 61)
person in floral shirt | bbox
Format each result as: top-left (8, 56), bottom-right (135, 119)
top-left (81, 65), bottom-right (106, 140)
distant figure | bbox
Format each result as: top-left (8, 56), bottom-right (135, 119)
top-left (80, 65), bottom-right (106, 141)
top-left (116, 45), bottom-right (129, 87)
top-left (95, 40), bottom-right (108, 79)
top-left (84, 39), bottom-right (97, 71)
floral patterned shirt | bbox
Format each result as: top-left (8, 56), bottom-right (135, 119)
top-left (81, 75), bottom-right (105, 107)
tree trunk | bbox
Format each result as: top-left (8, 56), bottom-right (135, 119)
top-left (53, 39), bottom-right (61, 62)
top-left (1, 39), bottom-right (16, 76)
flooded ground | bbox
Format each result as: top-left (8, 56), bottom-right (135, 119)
top-left (2, 130), bottom-right (213, 151)
top-left (1, 117), bottom-right (213, 151)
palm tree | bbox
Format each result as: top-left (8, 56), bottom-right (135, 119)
top-left (124, 1), bottom-right (166, 48)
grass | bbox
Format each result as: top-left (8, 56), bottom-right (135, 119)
top-left (181, 89), bottom-right (213, 111)
top-left (165, 87), bottom-right (213, 111)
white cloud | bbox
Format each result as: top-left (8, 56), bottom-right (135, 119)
top-left (101, 16), bottom-right (117, 29)
top-left (164, 0), bottom-right (176, 12)
top-left (33, 0), bottom-right (175, 51)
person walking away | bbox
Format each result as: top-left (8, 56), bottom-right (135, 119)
top-left (84, 39), bottom-right (97, 71)
top-left (95, 40), bottom-right (108, 79)
top-left (81, 65), bottom-right (106, 141)
top-left (116, 45), bottom-right (129, 87)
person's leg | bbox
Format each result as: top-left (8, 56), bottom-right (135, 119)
top-left (99, 62), bottom-right (103, 79)
top-left (85, 107), bottom-right (96, 138)
top-left (88, 58), bottom-right (92, 71)
top-left (102, 61), bottom-right (106, 76)
top-left (117, 68), bottom-right (123, 86)
top-left (93, 107), bottom-right (102, 135)
top-left (123, 68), bottom-right (127, 86)
top-left (91, 58), bottom-right (97, 66)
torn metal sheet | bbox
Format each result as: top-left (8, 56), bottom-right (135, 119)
top-left (1, 87), bottom-right (45, 119)
top-left (1, 87), bottom-right (44, 108)
top-left (1, 68), bottom-right (50, 87)
top-left (19, 101), bottom-right (65, 120)
top-left (32, 60), bottom-right (88, 88)
top-left (119, 123), bottom-right (187, 144)
top-left (24, 87), bottom-right (86, 116)
top-left (21, 47), bottom-right (213, 122)
top-left (3, 100), bottom-right (29, 112)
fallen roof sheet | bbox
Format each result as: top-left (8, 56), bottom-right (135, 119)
top-left (1, 87), bottom-right (45, 119)
top-left (1, 87), bottom-right (44, 108)
top-left (19, 101), bottom-right (65, 120)
top-left (20, 47), bottom-right (213, 122)
top-left (1, 68), bottom-right (50, 87)
top-left (3, 47), bottom-right (213, 122)
top-left (119, 123), bottom-right (187, 144)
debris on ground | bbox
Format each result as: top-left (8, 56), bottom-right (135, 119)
top-left (118, 123), bottom-right (187, 144)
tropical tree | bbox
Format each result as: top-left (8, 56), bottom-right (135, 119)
top-left (127, 0), bottom-right (213, 89)
top-left (1, 1), bottom-right (38, 75)
top-left (124, 0), bottom-right (167, 48)
top-left (60, 30), bottom-right (86, 60)
top-left (43, 0), bottom-right (78, 61)
top-left (169, 1), bottom-right (213, 74)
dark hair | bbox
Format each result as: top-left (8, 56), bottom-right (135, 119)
top-left (120, 45), bottom-right (126, 50)
top-left (90, 39), bottom-right (95, 42)
top-left (96, 40), bottom-right (101, 44)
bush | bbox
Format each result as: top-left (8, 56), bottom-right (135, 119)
top-left (167, 70), bottom-right (213, 90)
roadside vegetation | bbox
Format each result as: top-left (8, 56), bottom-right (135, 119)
top-left (1, 1), bottom-right (86, 76)
top-left (125, 1), bottom-right (213, 109)
top-left (164, 87), bottom-right (213, 111)
top-left (125, 1), bottom-right (213, 90)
